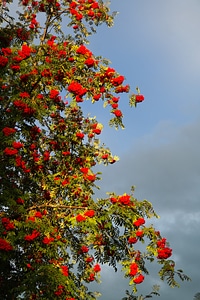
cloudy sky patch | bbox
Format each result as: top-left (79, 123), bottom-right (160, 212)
top-left (89, 2), bottom-right (200, 299)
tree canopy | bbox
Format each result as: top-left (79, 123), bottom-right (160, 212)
top-left (0, 1), bottom-right (189, 299)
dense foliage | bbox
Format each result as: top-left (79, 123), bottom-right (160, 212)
top-left (0, 1), bottom-right (189, 299)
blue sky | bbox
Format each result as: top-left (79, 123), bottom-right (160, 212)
top-left (85, 1), bottom-right (200, 299)
top-left (86, 0), bottom-right (200, 150)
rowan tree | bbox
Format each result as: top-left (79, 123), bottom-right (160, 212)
top-left (0, 1), bottom-right (189, 299)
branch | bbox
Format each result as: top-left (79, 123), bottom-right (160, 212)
top-left (27, 203), bottom-right (88, 211)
